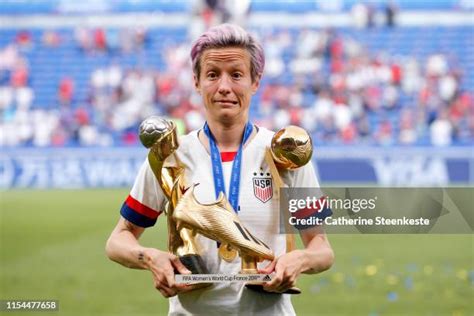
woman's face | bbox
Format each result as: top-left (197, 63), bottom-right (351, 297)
top-left (194, 47), bottom-right (260, 124)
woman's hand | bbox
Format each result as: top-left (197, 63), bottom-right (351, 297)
top-left (142, 248), bottom-right (194, 298)
top-left (258, 250), bottom-right (306, 293)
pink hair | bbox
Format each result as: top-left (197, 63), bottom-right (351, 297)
top-left (190, 23), bottom-right (265, 82)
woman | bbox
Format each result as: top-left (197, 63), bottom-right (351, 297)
top-left (106, 23), bottom-right (334, 315)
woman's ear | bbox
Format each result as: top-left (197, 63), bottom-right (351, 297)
top-left (193, 74), bottom-right (201, 94)
top-left (251, 75), bottom-right (261, 95)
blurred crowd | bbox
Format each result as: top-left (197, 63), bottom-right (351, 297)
top-left (256, 28), bottom-right (472, 146)
top-left (0, 24), bottom-right (472, 147)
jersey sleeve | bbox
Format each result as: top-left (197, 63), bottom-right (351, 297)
top-left (283, 161), bottom-right (332, 230)
top-left (120, 158), bottom-right (166, 227)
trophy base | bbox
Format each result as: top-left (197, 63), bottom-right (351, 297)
top-left (176, 254), bottom-right (212, 291)
top-left (245, 283), bottom-right (302, 295)
top-left (178, 254), bottom-right (209, 274)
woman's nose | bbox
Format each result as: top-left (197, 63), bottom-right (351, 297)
top-left (217, 75), bottom-right (232, 95)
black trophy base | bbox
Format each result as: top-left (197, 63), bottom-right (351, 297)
top-left (178, 254), bottom-right (209, 274)
top-left (245, 283), bottom-right (302, 295)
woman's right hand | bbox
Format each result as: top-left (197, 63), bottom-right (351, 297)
top-left (142, 248), bottom-right (194, 298)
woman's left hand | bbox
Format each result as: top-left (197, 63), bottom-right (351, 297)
top-left (258, 250), bottom-right (306, 293)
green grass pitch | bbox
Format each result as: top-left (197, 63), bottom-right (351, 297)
top-left (1, 190), bottom-right (472, 316)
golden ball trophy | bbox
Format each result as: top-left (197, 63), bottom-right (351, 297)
top-left (245, 125), bottom-right (314, 295)
top-left (267, 125), bottom-right (313, 253)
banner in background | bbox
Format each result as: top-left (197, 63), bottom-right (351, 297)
top-left (0, 148), bottom-right (145, 189)
top-left (0, 147), bottom-right (472, 189)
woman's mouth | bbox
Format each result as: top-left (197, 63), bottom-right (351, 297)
top-left (214, 100), bottom-right (238, 106)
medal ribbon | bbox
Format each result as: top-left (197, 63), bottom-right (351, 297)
top-left (203, 121), bottom-right (253, 213)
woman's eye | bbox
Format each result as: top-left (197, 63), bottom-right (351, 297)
top-left (232, 73), bottom-right (243, 79)
top-left (207, 72), bottom-right (217, 79)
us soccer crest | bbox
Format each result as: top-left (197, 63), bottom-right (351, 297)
top-left (252, 172), bottom-right (273, 203)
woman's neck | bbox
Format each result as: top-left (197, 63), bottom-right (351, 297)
top-left (206, 120), bottom-right (247, 152)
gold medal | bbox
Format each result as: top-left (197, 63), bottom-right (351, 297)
top-left (218, 243), bottom-right (238, 262)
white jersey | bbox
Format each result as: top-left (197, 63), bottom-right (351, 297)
top-left (121, 126), bottom-right (322, 316)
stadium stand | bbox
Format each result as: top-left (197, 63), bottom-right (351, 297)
top-left (0, 1), bottom-right (472, 148)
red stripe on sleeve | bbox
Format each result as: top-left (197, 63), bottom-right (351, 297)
top-left (126, 195), bottom-right (161, 219)
top-left (221, 151), bottom-right (237, 162)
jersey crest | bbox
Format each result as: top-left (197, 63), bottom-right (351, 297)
top-left (253, 176), bottom-right (273, 203)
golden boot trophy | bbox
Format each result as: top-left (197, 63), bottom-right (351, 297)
top-left (139, 116), bottom-right (210, 283)
top-left (173, 184), bottom-right (275, 269)
top-left (140, 116), bottom-right (277, 290)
